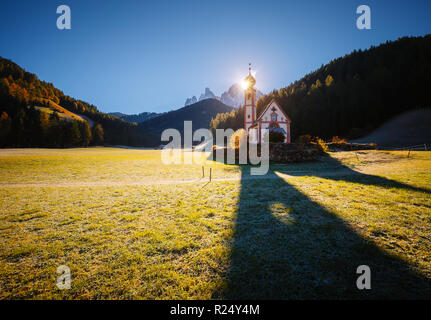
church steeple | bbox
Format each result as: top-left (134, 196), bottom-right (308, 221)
top-left (243, 64), bottom-right (257, 131)
top-left (244, 63), bottom-right (256, 89)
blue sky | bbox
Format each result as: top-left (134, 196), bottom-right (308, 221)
top-left (0, 0), bottom-right (430, 114)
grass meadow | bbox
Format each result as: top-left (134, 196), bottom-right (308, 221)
top-left (0, 147), bottom-right (430, 299)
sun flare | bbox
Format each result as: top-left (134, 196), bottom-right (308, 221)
top-left (241, 80), bottom-right (249, 89)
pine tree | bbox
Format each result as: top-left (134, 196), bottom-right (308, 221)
top-left (68, 121), bottom-right (82, 146)
top-left (92, 123), bottom-right (104, 145)
top-left (0, 111), bottom-right (12, 146)
top-left (39, 111), bottom-right (50, 144)
top-left (81, 121), bottom-right (92, 147)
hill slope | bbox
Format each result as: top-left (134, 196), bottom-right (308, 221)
top-left (353, 108), bottom-right (431, 148)
top-left (211, 35), bottom-right (431, 141)
top-left (140, 99), bottom-right (233, 146)
top-left (34, 98), bottom-right (85, 122)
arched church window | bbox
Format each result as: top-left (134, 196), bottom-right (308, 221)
top-left (271, 113), bottom-right (277, 121)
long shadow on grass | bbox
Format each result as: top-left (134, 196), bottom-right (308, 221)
top-left (214, 158), bottom-right (431, 299)
top-left (275, 155), bottom-right (431, 195)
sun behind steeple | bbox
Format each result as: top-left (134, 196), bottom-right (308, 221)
top-left (243, 63), bottom-right (257, 133)
top-left (243, 63), bottom-right (291, 144)
top-left (243, 63), bottom-right (256, 89)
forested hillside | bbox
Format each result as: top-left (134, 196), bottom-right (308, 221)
top-left (140, 99), bottom-right (233, 146)
top-left (211, 35), bottom-right (431, 140)
top-left (0, 58), bottom-right (142, 147)
top-left (109, 111), bottom-right (162, 123)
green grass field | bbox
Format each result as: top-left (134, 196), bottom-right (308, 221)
top-left (0, 147), bottom-right (430, 299)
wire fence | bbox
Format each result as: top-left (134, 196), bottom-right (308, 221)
top-left (378, 143), bottom-right (429, 151)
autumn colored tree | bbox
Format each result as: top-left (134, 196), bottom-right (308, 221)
top-left (229, 128), bottom-right (247, 149)
top-left (325, 75), bottom-right (334, 87)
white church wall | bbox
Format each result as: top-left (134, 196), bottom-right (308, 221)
top-left (257, 101), bottom-right (290, 143)
top-left (260, 101), bottom-right (288, 122)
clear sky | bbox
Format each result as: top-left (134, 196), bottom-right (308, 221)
top-left (0, 0), bottom-right (430, 114)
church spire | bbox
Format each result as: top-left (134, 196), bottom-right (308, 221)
top-left (244, 63), bottom-right (256, 89)
top-left (243, 63), bottom-right (256, 131)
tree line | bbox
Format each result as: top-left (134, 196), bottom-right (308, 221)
top-left (0, 107), bottom-right (104, 148)
top-left (211, 35), bottom-right (431, 141)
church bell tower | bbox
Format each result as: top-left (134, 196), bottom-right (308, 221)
top-left (243, 63), bottom-right (256, 132)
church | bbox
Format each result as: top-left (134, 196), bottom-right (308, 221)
top-left (242, 65), bottom-right (291, 144)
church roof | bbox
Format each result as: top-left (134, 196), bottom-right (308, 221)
top-left (256, 99), bottom-right (291, 122)
top-left (249, 120), bottom-right (259, 128)
top-left (267, 127), bottom-right (286, 134)
top-left (248, 121), bottom-right (286, 134)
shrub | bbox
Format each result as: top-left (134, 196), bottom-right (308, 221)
top-left (297, 134), bottom-right (328, 152)
top-left (229, 129), bottom-right (247, 149)
top-left (331, 136), bottom-right (347, 144)
top-left (268, 131), bottom-right (285, 143)
top-left (298, 134), bottom-right (313, 144)
top-left (316, 137), bottom-right (328, 153)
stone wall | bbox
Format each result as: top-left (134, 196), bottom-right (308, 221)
top-left (212, 143), bottom-right (321, 164)
top-left (211, 142), bottom-right (376, 164)
top-left (269, 143), bottom-right (320, 163)
top-left (326, 142), bottom-right (376, 152)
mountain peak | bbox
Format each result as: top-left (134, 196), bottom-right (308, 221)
top-left (184, 96), bottom-right (197, 106)
top-left (199, 87), bottom-right (216, 102)
top-left (220, 83), bottom-right (263, 108)
top-left (185, 84), bottom-right (263, 108)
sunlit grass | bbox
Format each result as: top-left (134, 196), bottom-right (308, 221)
top-left (0, 148), bottom-right (430, 298)
top-left (0, 148), bottom-right (239, 185)
top-left (0, 182), bottom-right (239, 299)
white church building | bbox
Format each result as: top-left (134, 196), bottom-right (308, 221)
top-left (243, 65), bottom-right (291, 144)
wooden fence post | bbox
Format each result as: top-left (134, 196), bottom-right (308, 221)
top-left (407, 149), bottom-right (411, 158)
top-left (202, 166), bottom-right (204, 178)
